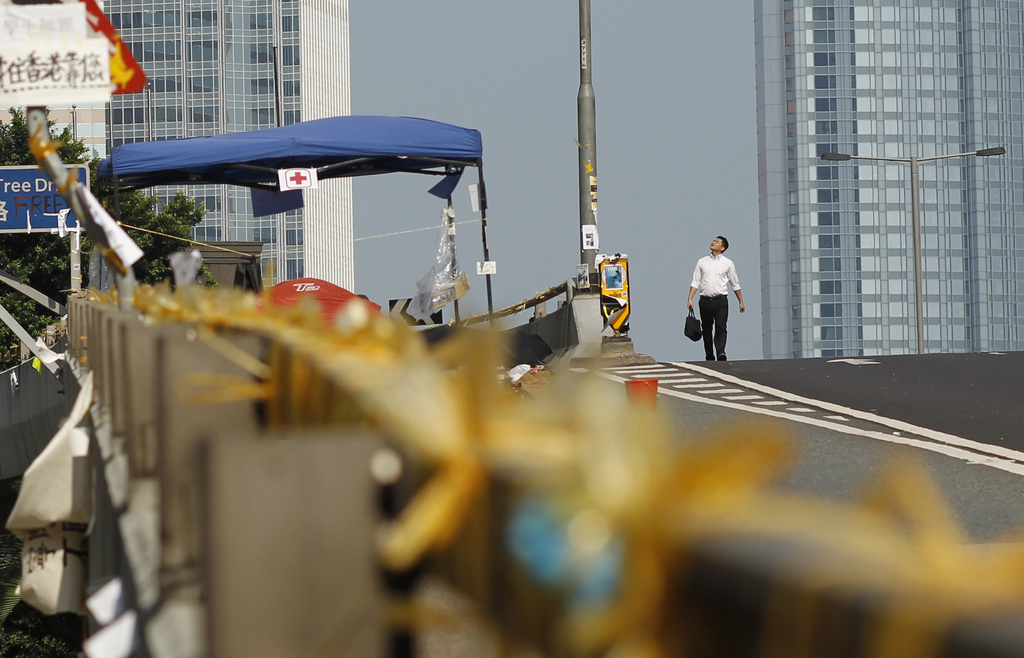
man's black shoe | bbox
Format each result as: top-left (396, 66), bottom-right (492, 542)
top-left (705, 356), bottom-right (715, 361)
top-left (717, 354), bottom-right (728, 361)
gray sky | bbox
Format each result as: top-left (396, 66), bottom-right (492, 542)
top-left (350, 1), bottom-right (762, 361)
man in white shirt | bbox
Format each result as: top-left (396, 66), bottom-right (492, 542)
top-left (687, 236), bottom-right (745, 361)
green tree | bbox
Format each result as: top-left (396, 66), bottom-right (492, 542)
top-left (0, 109), bottom-right (207, 368)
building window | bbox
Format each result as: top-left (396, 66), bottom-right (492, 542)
top-left (190, 40), bottom-right (218, 62)
top-left (818, 212), bottom-right (835, 226)
top-left (819, 258), bottom-right (841, 272)
top-left (816, 120), bottom-right (838, 134)
top-left (821, 326), bottom-right (843, 341)
top-left (813, 30), bottom-right (836, 44)
top-left (250, 79), bottom-right (272, 95)
top-left (112, 108), bottom-right (146, 124)
top-left (820, 281), bottom-right (842, 295)
top-left (281, 45), bottom-right (300, 66)
top-left (284, 110), bottom-right (301, 125)
top-left (250, 43), bottom-right (271, 63)
top-left (154, 106), bottom-right (182, 122)
top-left (189, 10), bottom-right (217, 27)
top-left (814, 53), bottom-right (837, 67)
top-left (254, 227), bottom-right (277, 244)
top-left (190, 76), bottom-right (218, 93)
top-left (152, 76), bottom-right (182, 92)
top-left (814, 75), bottom-right (837, 89)
top-left (249, 13), bottom-right (272, 29)
top-left (817, 166), bottom-right (839, 180)
top-left (283, 80), bottom-right (300, 97)
top-left (812, 7), bottom-right (835, 21)
top-left (819, 235), bottom-right (841, 249)
top-left (286, 229), bottom-right (304, 246)
top-left (820, 303), bottom-right (842, 317)
top-left (251, 108), bottom-right (273, 125)
top-left (282, 15), bottom-right (298, 32)
top-left (191, 106), bottom-right (219, 123)
top-left (815, 98), bottom-right (837, 112)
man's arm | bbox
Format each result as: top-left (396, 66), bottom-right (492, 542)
top-left (688, 261), bottom-right (703, 309)
top-left (728, 261), bottom-right (744, 313)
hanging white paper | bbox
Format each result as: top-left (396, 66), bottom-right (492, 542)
top-left (582, 224), bottom-right (599, 250)
top-left (86, 577), bottom-right (124, 626)
top-left (476, 261), bottom-right (496, 276)
top-left (76, 187), bottom-right (144, 267)
top-left (83, 610), bottom-right (137, 658)
top-left (468, 184), bottom-right (480, 213)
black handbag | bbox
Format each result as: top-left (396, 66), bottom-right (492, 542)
top-left (684, 308), bottom-right (702, 342)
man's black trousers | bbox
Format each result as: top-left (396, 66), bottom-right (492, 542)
top-left (698, 295), bottom-right (729, 360)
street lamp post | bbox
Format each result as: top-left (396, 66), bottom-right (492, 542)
top-left (820, 146), bottom-right (1005, 355)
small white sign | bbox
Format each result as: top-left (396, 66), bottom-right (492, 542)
top-left (277, 167), bottom-right (318, 191)
top-left (576, 263), bottom-right (589, 288)
top-left (468, 184), bottom-right (480, 213)
top-left (477, 260), bottom-right (496, 276)
top-left (582, 224), bottom-right (599, 250)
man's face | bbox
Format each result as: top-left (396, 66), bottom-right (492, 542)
top-left (711, 238), bottom-right (725, 252)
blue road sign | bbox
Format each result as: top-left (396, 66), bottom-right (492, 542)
top-left (0, 165), bottom-right (88, 234)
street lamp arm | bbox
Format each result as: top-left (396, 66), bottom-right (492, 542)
top-left (917, 152), bottom-right (981, 163)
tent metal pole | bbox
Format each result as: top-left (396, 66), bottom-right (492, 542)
top-left (447, 195), bottom-right (461, 324)
top-left (476, 162), bottom-right (494, 323)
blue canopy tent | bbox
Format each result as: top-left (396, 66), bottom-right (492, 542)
top-left (97, 115), bottom-right (493, 314)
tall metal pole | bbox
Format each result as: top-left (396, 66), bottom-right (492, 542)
top-left (910, 156), bottom-right (924, 354)
top-left (577, 0), bottom-right (598, 290)
top-left (476, 164), bottom-right (495, 322)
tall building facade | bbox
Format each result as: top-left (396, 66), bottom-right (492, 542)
top-left (756, 0), bottom-right (1024, 358)
top-left (105, 0), bottom-right (353, 288)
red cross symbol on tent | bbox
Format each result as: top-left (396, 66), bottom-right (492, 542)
top-left (277, 167), bottom-right (319, 191)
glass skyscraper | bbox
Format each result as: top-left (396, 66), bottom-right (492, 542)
top-left (756, 0), bottom-right (1024, 358)
top-left (105, 0), bottom-right (352, 288)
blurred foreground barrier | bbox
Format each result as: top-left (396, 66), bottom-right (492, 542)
top-left (24, 286), bottom-right (1024, 658)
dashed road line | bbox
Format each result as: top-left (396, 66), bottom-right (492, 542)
top-left (672, 383), bottom-right (723, 389)
top-left (825, 415), bottom-right (849, 421)
top-left (700, 388), bottom-right (745, 395)
top-left (787, 407), bottom-right (816, 413)
top-left (667, 361), bottom-right (1024, 469)
top-left (753, 401), bottom-right (788, 406)
top-left (725, 395), bottom-right (763, 401)
top-left (602, 369), bottom-right (1024, 478)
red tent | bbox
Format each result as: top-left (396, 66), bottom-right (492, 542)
top-left (263, 278), bottom-right (381, 322)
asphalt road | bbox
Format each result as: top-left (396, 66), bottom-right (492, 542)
top-left (605, 356), bottom-right (1024, 543)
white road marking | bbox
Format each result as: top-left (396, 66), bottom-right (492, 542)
top-left (787, 408), bottom-right (816, 413)
top-left (669, 361), bottom-right (1024, 466)
top-left (651, 377), bottom-right (706, 383)
top-left (825, 415), bottom-right (849, 421)
top-left (828, 358), bottom-right (881, 365)
top-left (672, 383), bottom-right (723, 389)
top-left (725, 395), bottom-right (763, 401)
top-left (700, 388), bottom-right (745, 395)
top-left (752, 401), bottom-right (788, 406)
top-left (612, 365), bottom-right (675, 373)
top-left (603, 370), bottom-right (1024, 477)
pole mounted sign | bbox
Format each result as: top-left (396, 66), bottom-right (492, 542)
top-left (0, 165), bottom-right (88, 233)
